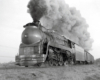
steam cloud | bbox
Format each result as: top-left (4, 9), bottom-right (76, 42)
top-left (28, 0), bottom-right (93, 51)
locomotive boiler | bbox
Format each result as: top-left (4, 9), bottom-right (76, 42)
top-left (15, 21), bottom-right (94, 67)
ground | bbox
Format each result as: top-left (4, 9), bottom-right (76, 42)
top-left (0, 63), bottom-right (100, 80)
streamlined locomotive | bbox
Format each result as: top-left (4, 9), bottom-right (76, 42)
top-left (15, 21), bottom-right (94, 67)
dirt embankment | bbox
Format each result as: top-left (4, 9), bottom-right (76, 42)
top-left (0, 64), bottom-right (100, 80)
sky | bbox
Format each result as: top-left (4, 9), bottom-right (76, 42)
top-left (0, 0), bottom-right (100, 63)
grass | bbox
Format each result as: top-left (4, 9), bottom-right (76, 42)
top-left (0, 61), bottom-right (19, 69)
top-left (0, 62), bottom-right (100, 80)
top-left (84, 73), bottom-right (100, 80)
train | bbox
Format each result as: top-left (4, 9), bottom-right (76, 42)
top-left (15, 21), bottom-right (94, 67)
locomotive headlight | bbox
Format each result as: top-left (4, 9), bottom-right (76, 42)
top-left (24, 35), bottom-right (28, 37)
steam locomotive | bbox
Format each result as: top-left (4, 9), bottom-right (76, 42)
top-left (15, 21), bottom-right (94, 67)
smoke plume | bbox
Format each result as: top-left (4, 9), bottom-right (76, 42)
top-left (28, 0), bottom-right (93, 51)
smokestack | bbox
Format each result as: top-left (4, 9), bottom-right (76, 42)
top-left (27, 0), bottom-right (93, 51)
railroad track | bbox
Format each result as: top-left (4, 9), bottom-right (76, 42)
top-left (0, 65), bottom-right (72, 70)
top-left (0, 63), bottom-right (93, 70)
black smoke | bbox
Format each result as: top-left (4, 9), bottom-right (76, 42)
top-left (27, 0), bottom-right (93, 51)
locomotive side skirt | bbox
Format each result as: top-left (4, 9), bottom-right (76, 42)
top-left (49, 41), bottom-right (72, 53)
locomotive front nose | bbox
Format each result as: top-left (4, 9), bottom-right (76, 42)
top-left (22, 26), bottom-right (43, 44)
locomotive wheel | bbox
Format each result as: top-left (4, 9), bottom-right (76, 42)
top-left (64, 61), bottom-right (69, 66)
top-left (48, 59), bottom-right (58, 66)
top-left (54, 60), bottom-right (59, 66)
top-left (58, 61), bottom-right (63, 66)
top-left (48, 59), bottom-right (54, 66)
top-left (70, 60), bottom-right (74, 65)
top-left (25, 65), bottom-right (28, 67)
top-left (53, 60), bottom-right (58, 66)
top-left (59, 54), bottom-right (63, 66)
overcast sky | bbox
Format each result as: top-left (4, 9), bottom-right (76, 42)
top-left (0, 0), bottom-right (100, 63)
